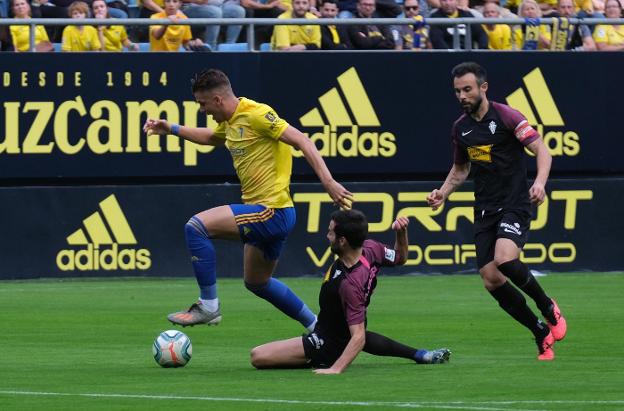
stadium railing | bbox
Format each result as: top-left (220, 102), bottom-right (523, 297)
top-left (1, 17), bottom-right (620, 52)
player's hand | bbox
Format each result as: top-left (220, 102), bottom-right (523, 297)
top-left (325, 180), bottom-right (354, 211)
top-left (391, 216), bottom-right (409, 231)
top-left (426, 189), bottom-right (445, 211)
top-left (529, 182), bottom-right (546, 205)
top-left (314, 367), bottom-right (341, 375)
top-left (143, 119), bottom-right (171, 136)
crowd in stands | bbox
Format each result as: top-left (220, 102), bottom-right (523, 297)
top-left (0, 0), bottom-right (622, 51)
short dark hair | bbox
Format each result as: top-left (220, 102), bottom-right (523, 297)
top-left (451, 62), bottom-right (487, 86)
top-left (321, 0), bottom-right (339, 5)
top-left (191, 69), bottom-right (232, 93)
top-left (330, 209), bottom-right (368, 249)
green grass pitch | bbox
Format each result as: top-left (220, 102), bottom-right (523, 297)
top-left (1, 273), bottom-right (623, 411)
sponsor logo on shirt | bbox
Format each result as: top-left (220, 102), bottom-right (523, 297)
top-left (467, 144), bottom-right (493, 163)
top-left (384, 248), bottom-right (396, 262)
top-left (265, 112), bottom-right (277, 123)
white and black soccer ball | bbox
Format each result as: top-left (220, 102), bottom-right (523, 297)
top-left (152, 330), bottom-right (192, 368)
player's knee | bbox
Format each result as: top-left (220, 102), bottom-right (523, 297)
top-left (250, 346), bottom-right (269, 369)
top-left (244, 280), bottom-right (268, 296)
top-left (185, 216), bottom-right (209, 239)
top-left (479, 266), bottom-right (505, 290)
top-left (493, 254), bottom-right (514, 267)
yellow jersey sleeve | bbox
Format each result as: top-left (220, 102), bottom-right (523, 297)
top-left (213, 122), bottom-right (227, 140)
top-left (309, 22), bottom-right (321, 48)
top-left (248, 104), bottom-right (289, 140)
top-left (61, 26), bottom-right (74, 51)
top-left (88, 27), bottom-right (102, 51)
top-left (10, 25), bottom-right (49, 52)
top-left (593, 24), bottom-right (609, 43)
top-left (183, 25), bottom-right (192, 42)
top-left (273, 12), bottom-right (292, 49)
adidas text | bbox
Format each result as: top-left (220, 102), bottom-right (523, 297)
top-left (56, 243), bottom-right (152, 271)
top-left (295, 125), bottom-right (396, 158)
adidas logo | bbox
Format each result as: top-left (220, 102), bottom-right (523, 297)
top-left (506, 68), bottom-right (580, 157)
top-left (56, 194), bottom-right (151, 271)
top-left (297, 67), bottom-right (396, 158)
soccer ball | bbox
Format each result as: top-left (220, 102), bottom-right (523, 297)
top-left (152, 330), bottom-right (192, 368)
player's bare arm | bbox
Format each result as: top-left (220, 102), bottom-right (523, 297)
top-left (143, 119), bottom-right (225, 146)
top-left (314, 322), bottom-right (365, 375)
top-left (279, 126), bottom-right (354, 209)
top-left (526, 137), bottom-right (552, 205)
top-left (391, 216), bottom-right (409, 265)
top-left (427, 162), bottom-right (471, 210)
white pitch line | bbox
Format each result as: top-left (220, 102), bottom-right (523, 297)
top-left (0, 390), bottom-right (547, 411)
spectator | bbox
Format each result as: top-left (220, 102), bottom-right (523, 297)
top-left (92, 0), bottom-right (139, 51)
top-left (539, 0), bottom-right (558, 16)
top-left (9, 0), bottom-right (53, 51)
top-left (482, 1), bottom-right (511, 49)
top-left (593, 0), bottom-right (624, 50)
top-left (61, 1), bottom-right (102, 51)
top-left (513, 0), bottom-right (551, 49)
top-left (458, 0), bottom-right (483, 16)
top-left (337, 0), bottom-right (357, 17)
top-left (338, 0), bottom-right (400, 17)
top-left (31, 0), bottom-right (127, 19)
top-left (271, 0), bottom-right (321, 50)
top-left (346, 0), bottom-right (395, 49)
top-left (551, 0), bottom-right (597, 50)
top-left (139, 0), bottom-right (164, 19)
top-left (429, 0), bottom-right (489, 49)
top-left (419, 0), bottom-right (439, 17)
top-left (505, 0), bottom-right (520, 13)
top-left (150, 0), bottom-right (206, 51)
top-left (319, 0), bottom-right (352, 49)
top-left (181, 0), bottom-right (246, 50)
top-left (392, 0), bottom-right (430, 49)
top-left (241, 0), bottom-right (288, 46)
top-left (373, 0), bottom-right (402, 17)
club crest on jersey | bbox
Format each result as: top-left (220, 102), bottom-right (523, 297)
top-left (467, 144), bottom-right (493, 163)
top-left (489, 121), bottom-right (497, 135)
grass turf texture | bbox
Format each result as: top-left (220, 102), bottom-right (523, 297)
top-left (1, 273), bottom-right (623, 411)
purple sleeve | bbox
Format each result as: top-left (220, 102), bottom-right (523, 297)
top-left (363, 239), bottom-right (400, 267)
top-left (338, 271), bottom-right (367, 325)
top-left (494, 102), bottom-right (540, 146)
top-left (451, 119), bottom-right (469, 164)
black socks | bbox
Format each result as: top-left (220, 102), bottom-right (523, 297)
top-left (497, 259), bottom-right (554, 322)
top-left (489, 281), bottom-right (549, 338)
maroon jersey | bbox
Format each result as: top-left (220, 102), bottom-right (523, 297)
top-left (452, 101), bottom-right (539, 212)
top-left (314, 239), bottom-right (401, 348)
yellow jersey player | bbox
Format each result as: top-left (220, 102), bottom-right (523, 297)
top-left (143, 69), bottom-right (353, 330)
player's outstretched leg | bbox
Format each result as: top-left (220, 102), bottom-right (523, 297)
top-left (244, 245), bottom-right (317, 331)
top-left (489, 281), bottom-right (555, 360)
top-left (168, 215), bottom-right (222, 327)
top-left (497, 259), bottom-right (567, 341)
top-left (245, 278), bottom-right (317, 331)
top-left (364, 331), bottom-right (451, 364)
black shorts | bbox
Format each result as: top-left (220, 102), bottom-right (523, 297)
top-left (302, 332), bottom-right (344, 369)
top-left (474, 209), bottom-right (530, 269)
